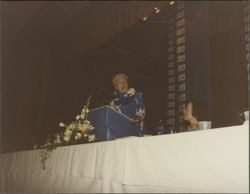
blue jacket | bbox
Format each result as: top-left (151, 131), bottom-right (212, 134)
top-left (110, 88), bottom-right (145, 136)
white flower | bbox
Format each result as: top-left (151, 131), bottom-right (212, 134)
top-left (63, 136), bottom-right (71, 142)
top-left (78, 123), bottom-right (90, 133)
top-left (127, 88), bottom-right (136, 96)
top-left (80, 113), bottom-right (85, 119)
top-left (82, 106), bottom-right (89, 113)
top-left (74, 132), bottom-right (82, 140)
top-left (89, 125), bottom-right (95, 131)
top-left (64, 129), bottom-right (72, 141)
top-left (59, 122), bottom-right (65, 127)
top-left (83, 120), bottom-right (90, 125)
top-left (56, 97), bottom-right (94, 144)
top-left (76, 115), bottom-right (80, 120)
top-left (67, 123), bottom-right (76, 131)
top-left (88, 134), bottom-right (96, 142)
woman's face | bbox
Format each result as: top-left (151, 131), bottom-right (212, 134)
top-left (115, 78), bottom-right (128, 93)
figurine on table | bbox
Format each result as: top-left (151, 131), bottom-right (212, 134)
top-left (183, 102), bottom-right (199, 131)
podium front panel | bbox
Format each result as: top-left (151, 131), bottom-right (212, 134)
top-left (88, 106), bottom-right (132, 141)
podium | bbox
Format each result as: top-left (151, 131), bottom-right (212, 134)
top-left (88, 106), bottom-right (132, 141)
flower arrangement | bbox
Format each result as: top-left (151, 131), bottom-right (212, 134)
top-left (40, 95), bottom-right (96, 170)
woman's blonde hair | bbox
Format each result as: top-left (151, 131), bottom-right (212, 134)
top-left (112, 73), bottom-right (128, 87)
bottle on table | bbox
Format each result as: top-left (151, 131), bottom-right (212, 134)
top-left (156, 120), bottom-right (165, 135)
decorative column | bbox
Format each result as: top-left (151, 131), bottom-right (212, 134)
top-left (242, 0), bottom-right (250, 109)
top-left (166, 1), bottom-right (212, 132)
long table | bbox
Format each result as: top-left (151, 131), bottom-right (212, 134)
top-left (0, 122), bottom-right (248, 193)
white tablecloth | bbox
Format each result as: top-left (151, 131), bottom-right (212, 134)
top-left (0, 122), bottom-right (248, 193)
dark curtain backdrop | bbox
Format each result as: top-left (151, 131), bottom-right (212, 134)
top-left (1, 1), bottom-right (169, 151)
top-left (1, 1), bottom-right (248, 151)
top-left (208, 1), bottom-right (248, 127)
top-left (185, 1), bottom-right (212, 122)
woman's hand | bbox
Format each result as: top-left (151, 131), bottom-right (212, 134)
top-left (131, 116), bottom-right (140, 123)
top-left (184, 102), bottom-right (199, 128)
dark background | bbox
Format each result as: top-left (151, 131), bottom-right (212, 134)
top-left (1, 1), bottom-right (248, 152)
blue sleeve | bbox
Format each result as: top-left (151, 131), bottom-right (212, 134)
top-left (134, 92), bottom-right (145, 119)
top-left (134, 92), bottom-right (145, 132)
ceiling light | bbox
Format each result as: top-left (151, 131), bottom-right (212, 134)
top-left (169, 1), bottom-right (175, 5)
top-left (142, 16), bottom-right (148, 21)
top-left (155, 9), bottom-right (160, 14)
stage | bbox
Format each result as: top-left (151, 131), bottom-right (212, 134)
top-left (0, 122), bottom-right (248, 193)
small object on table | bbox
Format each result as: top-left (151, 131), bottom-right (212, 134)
top-left (156, 120), bottom-right (165, 135)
